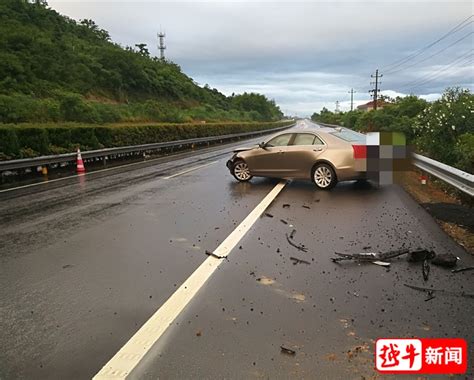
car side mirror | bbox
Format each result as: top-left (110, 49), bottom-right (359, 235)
top-left (259, 142), bottom-right (267, 149)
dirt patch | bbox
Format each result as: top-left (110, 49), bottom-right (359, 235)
top-left (400, 170), bottom-right (473, 254)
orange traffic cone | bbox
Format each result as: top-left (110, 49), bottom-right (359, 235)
top-left (76, 148), bottom-right (86, 173)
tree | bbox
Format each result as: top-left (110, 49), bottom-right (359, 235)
top-left (134, 43), bottom-right (150, 57)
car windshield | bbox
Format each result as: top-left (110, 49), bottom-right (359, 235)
top-left (330, 129), bottom-right (366, 143)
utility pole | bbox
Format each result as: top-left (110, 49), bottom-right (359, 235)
top-left (335, 100), bottom-right (340, 113)
top-left (369, 69), bottom-right (382, 110)
top-left (158, 31), bottom-right (166, 60)
top-left (348, 88), bottom-right (356, 111)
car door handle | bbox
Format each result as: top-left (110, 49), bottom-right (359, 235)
top-left (313, 148), bottom-right (323, 152)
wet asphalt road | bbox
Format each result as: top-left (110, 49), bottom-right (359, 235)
top-left (1, 120), bottom-right (473, 379)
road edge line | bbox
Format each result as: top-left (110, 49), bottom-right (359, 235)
top-left (93, 180), bottom-right (287, 379)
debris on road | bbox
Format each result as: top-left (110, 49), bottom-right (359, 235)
top-left (280, 219), bottom-right (288, 225)
top-left (432, 253), bottom-right (458, 268)
top-left (286, 231), bottom-right (308, 252)
top-left (280, 346), bottom-right (296, 356)
top-left (452, 266), bottom-right (474, 273)
top-left (422, 259), bottom-right (430, 281)
top-left (205, 250), bottom-right (228, 260)
top-left (264, 212), bottom-right (274, 218)
top-left (289, 229), bottom-right (296, 239)
top-left (290, 256), bottom-right (311, 265)
top-left (406, 249), bottom-right (435, 262)
top-left (371, 261), bottom-right (390, 267)
top-left (424, 291), bottom-right (436, 302)
top-left (282, 204), bottom-right (290, 208)
top-left (332, 249), bottom-right (409, 263)
top-left (404, 284), bottom-right (474, 299)
top-left (302, 205), bottom-right (311, 209)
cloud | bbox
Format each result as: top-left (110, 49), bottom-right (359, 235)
top-left (48, 1), bottom-right (473, 115)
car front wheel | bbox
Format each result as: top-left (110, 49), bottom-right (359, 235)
top-left (313, 163), bottom-right (337, 189)
top-left (232, 160), bottom-right (253, 182)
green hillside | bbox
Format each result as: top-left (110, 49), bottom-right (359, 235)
top-left (0, 0), bottom-right (282, 124)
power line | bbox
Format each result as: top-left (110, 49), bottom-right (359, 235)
top-left (381, 15), bottom-right (473, 72)
top-left (410, 55), bottom-right (473, 90)
top-left (400, 51), bottom-right (473, 91)
top-left (384, 31), bottom-right (473, 75)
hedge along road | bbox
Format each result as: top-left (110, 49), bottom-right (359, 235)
top-left (0, 121), bottom-right (308, 379)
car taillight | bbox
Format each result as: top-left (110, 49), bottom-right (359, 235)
top-left (352, 144), bottom-right (367, 159)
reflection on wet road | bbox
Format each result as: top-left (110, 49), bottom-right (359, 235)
top-left (1, 120), bottom-right (472, 379)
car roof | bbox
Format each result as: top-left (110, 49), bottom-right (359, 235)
top-left (278, 127), bottom-right (337, 135)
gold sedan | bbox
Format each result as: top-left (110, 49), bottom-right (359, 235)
top-left (226, 127), bottom-right (366, 189)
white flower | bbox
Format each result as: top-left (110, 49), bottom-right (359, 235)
top-left (451, 125), bottom-right (456, 130)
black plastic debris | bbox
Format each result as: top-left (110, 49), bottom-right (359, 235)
top-left (286, 231), bottom-right (308, 252)
top-left (264, 212), bottom-right (274, 218)
top-left (302, 205), bottom-right (311, 209)
top-left (407, 249), bottom-right (436, 262)
top-left (404, 284), bottom-right (474, 299)
top-left (424, 291), bottom-right (435, 302)
top-left (280, 346), bottom-right (296, 356)
top-left (205, 250), bottom-right (228, 260)
top-left (332, 249), bottom-right (409, 263)
top-left (290, 256), bottom-right (311, 265)
top-left (422, 259), bottom-right (430, 281)
top-left (282, 204), bottom-right (290, 208)
top-left (280, 219), bottom-right (288, 225)
top-left (452, 266), bottom-right (474, 273)
top-left (432, 253), bottom-right (458, 268)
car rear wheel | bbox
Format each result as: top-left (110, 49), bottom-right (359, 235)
top-left (313, 163), bottom-right (337, 189)
top-left (232, 160), bottom-right (253, 182)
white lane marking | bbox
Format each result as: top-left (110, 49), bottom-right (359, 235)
top-left (162, 161), bottom-right (218, 179)
top-left (0, 157), bottom-right (219, 194)
top-left (93, 181), bottom-right (287, 379)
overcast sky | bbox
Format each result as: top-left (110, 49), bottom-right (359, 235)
top-left (48, 0), bottom-right (473, 116)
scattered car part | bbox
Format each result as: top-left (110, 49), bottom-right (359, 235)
top-left (286, 232), bottom-right (308, 252)
top-left (332, 249), bottom-right (409, 263)
top-left (205, 250), bottom-right (228, 260)
top-left (422, 259), bottom-right (430, 281)
top-left (406, 249), bottom-right (436, 262)
top-left (280, 346), bottom-right (296, 356)
top-left (452, 266), bottom-right (474, 273)
top-left (432, 253), bottom-right (458, 268)
top-left (290, 257), bottom-right (311, 265)
top-left (404, 284), bottom-right (474, 299)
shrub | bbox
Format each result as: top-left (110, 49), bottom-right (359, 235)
top-left (15, 127), bottom-right (50, 155)
top-left (0, 127), bottom-right (20, 156)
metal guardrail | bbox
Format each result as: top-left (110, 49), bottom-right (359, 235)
top-left (0, 123), bottom-right (295, 172)
top-left (412, 153), bottom-right (473, 197)
top-left (313, 121), bottom-right (340, 128)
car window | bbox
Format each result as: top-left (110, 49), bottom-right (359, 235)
top-left (292, 133), bottom-right (315, 145)
top-left (313, 135), bottom-right (324, 145)
top-left (266, 133), bottom-right (293, 147)
top-left (330, 129), bottom-right (365, 143)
